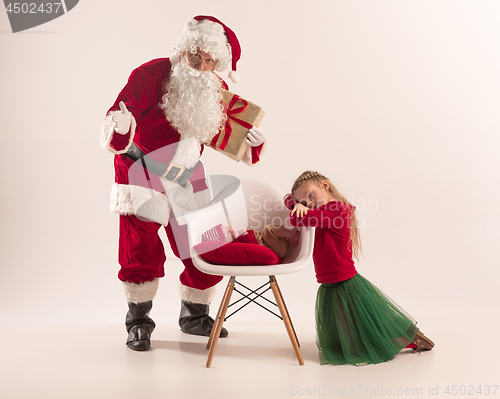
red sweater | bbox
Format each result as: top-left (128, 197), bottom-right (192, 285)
top-left (288, 198), bottom-right (358, 284)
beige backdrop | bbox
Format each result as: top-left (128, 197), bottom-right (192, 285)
top-left (1, 0), bottom-right (499, 393)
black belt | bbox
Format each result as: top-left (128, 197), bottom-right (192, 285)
top-left (123, 143), bottom-right (195, 187)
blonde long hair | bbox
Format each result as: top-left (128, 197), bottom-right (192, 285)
top-left (290, 171), bottom-right (363, 260)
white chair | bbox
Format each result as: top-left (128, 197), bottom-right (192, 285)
top-left (184, 178), bottom-right (315, 367)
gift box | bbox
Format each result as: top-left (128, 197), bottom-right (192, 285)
top-left (208, 90), bottom-right (265, 162)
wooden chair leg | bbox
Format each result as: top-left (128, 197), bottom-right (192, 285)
top-left (207, 277), bottom-right (233, 350)
top-left (270, 276), bottom-right (304, 365)
top-left (273, 278), bottom-right (300, 348)
top-left (206, 276), bottom-right (235, 368)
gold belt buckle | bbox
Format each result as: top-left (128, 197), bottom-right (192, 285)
top-left (162, 164), bottom-right (185, 182)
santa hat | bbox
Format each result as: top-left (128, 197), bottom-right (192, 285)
top-left (171, 16), bottom-right (241, 83)
top-left (193, 16), bottom-right (241, 83)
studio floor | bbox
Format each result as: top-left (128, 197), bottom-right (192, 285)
top-left (1, 259), bottom-right (497, 399)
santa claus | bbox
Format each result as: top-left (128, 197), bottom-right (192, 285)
top-left (100, 16), bottom-right (266, 351)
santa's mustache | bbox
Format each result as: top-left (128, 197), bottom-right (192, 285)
top-left (185, 65), bottom-right (206, 77)
top-left (183, 67), bottom-right (218, 89)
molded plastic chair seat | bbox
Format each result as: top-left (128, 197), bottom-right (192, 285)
top-left (185, 179), bottom-right (314, 367)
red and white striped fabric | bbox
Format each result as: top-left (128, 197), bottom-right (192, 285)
top-left (202, 224), bottom-right (226, 242)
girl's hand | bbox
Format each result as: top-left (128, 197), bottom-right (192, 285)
top-left (291, 203), bottom-right (309, 218)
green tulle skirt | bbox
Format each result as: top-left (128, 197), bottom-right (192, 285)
top-left (316, 273), bottom-right (418, 366)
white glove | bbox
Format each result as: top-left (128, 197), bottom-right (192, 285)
top-left (110, 101), bottom-right (132, 135)
top-left (246, 126), bottom-right (266, 147)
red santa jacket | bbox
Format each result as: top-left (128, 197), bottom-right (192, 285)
top-left (101, 58), bottom-right (264, 218)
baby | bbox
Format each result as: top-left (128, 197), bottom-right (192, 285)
top-left (202, 224), bottom-right (300, 259)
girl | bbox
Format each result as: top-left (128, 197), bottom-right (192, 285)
top-left (286, 170), bottom-right (434, 366)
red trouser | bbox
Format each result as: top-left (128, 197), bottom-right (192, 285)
top-left (118, 214), bottom-right (223, 289)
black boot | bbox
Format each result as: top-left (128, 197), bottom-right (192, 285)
top-left (179, 300), bottom-right (228, 338)
top-left (125, 301), bottom-right (156, 351)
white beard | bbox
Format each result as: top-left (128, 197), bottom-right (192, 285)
top-left (161, 62), bottom-right (225, 143)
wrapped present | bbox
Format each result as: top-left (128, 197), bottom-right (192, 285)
top-left (208, 90), bottom-right (265, 161)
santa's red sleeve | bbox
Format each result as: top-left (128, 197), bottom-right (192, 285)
top-left (250, 144), bottom-right (264, 164)
top-left (239, 139), bottom-right (265, 165)
top-left (100, 67), bottom-right (150, 154)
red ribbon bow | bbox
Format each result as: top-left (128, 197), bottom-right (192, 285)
top-left (211, 94), bottom-right (253, 150)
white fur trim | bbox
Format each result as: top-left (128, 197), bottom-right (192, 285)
top-left (124, 278), bottom-right (159, 304)
top-left (180, 284), bottom-right (217, 305)
top-left (110, 183), bottom-right (171, 225)
top-left (100, 113), bottom-right (137, 155)
top-left (228, 70), bottom-right (239, 84)
top-left (170, 138), bottom-right (201, 169)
